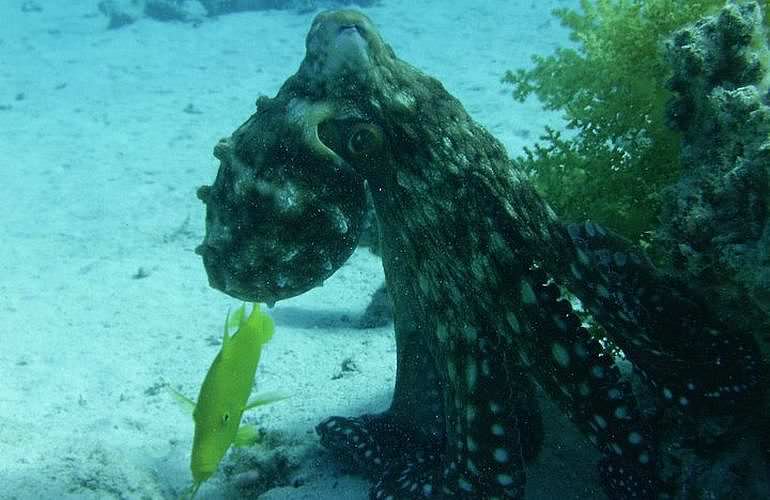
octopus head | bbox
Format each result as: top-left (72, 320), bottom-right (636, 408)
top-left (196, 10), bottom-right (412, 303)
top-left (298, 10), bottom-right (394, 97)
top-left (196, 92), bottom-right (368, 305)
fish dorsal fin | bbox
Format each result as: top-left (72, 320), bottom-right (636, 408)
top-left (228, 303), bottom-right (246, 331)
top-left (220, 304), bottom-right (244, 358)
top-left (219, 320), bottom-right (231, 361)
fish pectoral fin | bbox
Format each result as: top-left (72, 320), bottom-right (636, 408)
top-left (244, 391), bottom-right (289, 411)
top-left (233, 424), bottom-right (261, 447)
top-left (166, 384), bottom-right (196, 415)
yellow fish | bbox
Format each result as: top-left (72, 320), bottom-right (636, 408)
top-left (170, 303), bottom-right (286, 497)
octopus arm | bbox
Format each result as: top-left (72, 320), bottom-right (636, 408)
top-left (563, 222), bottom-right (765, 415)
top-left (452, 174), bottom-right (660, 498)
top-left (318, 235), bottom-right (547, 498)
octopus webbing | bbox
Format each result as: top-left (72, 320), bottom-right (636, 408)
top-left (195, 9), bottom-right (765, 499)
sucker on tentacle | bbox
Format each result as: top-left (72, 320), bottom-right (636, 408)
top-left (564, 222), bottom-right (764, 415)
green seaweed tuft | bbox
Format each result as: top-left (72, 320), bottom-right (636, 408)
top-left (504, 0), bottom-right (761, 243)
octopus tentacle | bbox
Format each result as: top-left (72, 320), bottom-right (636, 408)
top-left (384, 274), bottom-right (446, 444)
top-left (317, 363), bottom-right (544, 499)
top-left (317, 416), bottom-right (390, 478)
top-left (564, 222), bottom-right (764, 415)
top-left (462, 178), bottom-right (658, 497)
top-left (434, 319), bottom-right (530, 499)
top-left (519, 264), bottom-right (658, 499)
top-left (319, 285), bottom-right (540, 499)
top-left (318, 275), bottom-right (449, 498)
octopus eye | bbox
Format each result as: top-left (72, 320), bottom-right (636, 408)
top-left (347, 123), bottom-right (383, 158)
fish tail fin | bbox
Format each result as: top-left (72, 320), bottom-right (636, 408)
top-left (245, 303), bottom-right (275, 346)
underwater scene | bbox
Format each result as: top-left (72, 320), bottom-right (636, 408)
top-left (2, 0), bottom-right (770, 498)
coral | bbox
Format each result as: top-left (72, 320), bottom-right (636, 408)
top-left (504, 0), bottom-right (739, 243)
top-left (657, 0), bottom-right (770, 403)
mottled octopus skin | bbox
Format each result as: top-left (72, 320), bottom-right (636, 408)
top-left (197, 10), bottom-right (765, 499)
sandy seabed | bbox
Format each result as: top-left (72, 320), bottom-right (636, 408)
top-left (0, 0), bottom-right (603, 498)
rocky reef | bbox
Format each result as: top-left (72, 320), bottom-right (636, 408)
top-left (649, 6), bottom-right (770, 495)
top-left (98, 0), bottom-right (380, 28)
top-left (658, 1), bottom-right (770, 370)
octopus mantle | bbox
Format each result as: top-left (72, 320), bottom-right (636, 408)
top-left (196, 9), bottom-right (766, 499)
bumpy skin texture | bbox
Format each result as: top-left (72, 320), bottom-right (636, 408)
top-left (197, 94), bottom-right (367, 304)
top-left (198, 9), bottom-right (766, 499)
top-left (660, 1), bottom-right (770, 378)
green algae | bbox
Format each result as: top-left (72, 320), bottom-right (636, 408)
top-left (505, 0), bottom-right (768, 244)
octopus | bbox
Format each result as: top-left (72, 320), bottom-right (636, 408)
top-left (195, 9), bottom-right (765, 499)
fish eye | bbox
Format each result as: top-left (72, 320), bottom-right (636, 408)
top-left (347, 123), bottom-right (383, 158)
top-left (222, 413), bottom-right (230, 423)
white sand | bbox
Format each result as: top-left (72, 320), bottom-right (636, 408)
top-left (0, 0), bottom-right (601, 498)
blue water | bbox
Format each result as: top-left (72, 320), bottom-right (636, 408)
top-left (8, 1), bottom-right (764, 499)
